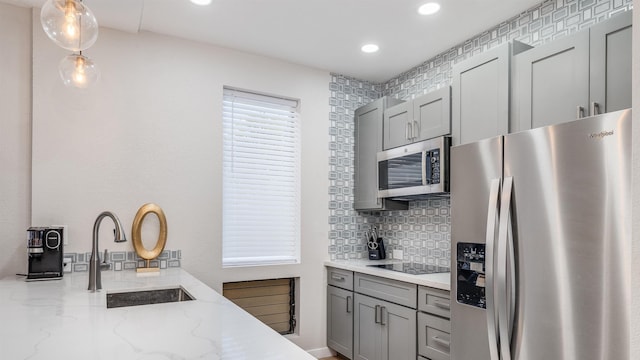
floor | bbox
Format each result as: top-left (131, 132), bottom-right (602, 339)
top-left (319, 356), bottom-right (346, 360)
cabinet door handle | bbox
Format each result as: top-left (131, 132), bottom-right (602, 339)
top-left (331, 274), bottom-right (345, 281)
top-left (374, 305), bottom-right (381, 324)
top-left (433, 336), bottom-right (450, 348)
top-left (576, 106), bottom-right (585, 119)
top-left (380, 306), bottom-right (387, 325)
top-left (434, 300), bottom-right (450, 310)
top-left (405, 122), bottom-right (411, 141)
top-left (346, 296), bottom-right (352, 313)
top-left (413, 120), bottom-right (419, 140)
top-left (590, 102), bottom-right (600, 116)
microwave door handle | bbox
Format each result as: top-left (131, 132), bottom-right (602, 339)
top-left (423, 151), bottom-right (430, 186)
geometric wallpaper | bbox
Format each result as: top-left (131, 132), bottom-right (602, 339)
top-left (328, 0), bottom-right (633, 267)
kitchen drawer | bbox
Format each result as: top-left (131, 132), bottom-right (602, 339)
top-left (418, 312), bottom-right (451, 360)
top-left (354, 273), bottom-right (417, 308)
top-left (327, 267), bottom-right (353, 291)
top-left (418, 286), bottom-right (450, 319)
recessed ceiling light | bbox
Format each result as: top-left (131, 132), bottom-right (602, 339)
top-left (190, 0), bottom-right (212, 5)
top-left (418, 2), bottom-right (440, 15)
top-left (361, 44), bottom-right (379, 53)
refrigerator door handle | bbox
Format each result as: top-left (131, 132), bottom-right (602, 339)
top-left (485, 178), bottom-right (501, 360)
top-left (497, 176), bottom-right (515, 360)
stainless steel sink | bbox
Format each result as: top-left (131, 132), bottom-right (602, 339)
top-left (106, 287), bottom-right (194, 308)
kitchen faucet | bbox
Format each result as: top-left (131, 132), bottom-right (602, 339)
top-left (88, 211), bottom-right (127, 291)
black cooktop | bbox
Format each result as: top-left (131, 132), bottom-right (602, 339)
top-left (367, 262), bottom-right (450, 275)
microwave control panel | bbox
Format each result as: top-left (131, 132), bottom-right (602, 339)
top-left (425, 149), bottom-right (440, 185)
top-left (457, 242), bottom-right (486, 309)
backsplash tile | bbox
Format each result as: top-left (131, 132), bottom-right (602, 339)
top-left (62, 250), bottom-right (181, 273)
top-left (328, 0), bottom-right (631, 266)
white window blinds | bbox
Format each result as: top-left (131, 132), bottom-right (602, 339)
top-left (222, 87), bottom-right (301, 267)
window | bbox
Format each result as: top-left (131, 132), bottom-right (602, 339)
top-left (222, 87), bottom-right (301, 267)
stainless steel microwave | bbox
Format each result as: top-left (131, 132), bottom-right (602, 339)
top-left (377, 136), bottom-right (451, 199)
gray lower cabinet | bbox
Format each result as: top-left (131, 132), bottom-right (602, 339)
top-left (418, 313), bottom-right (450, 360)
top-left (327, 267), bottom-right (354, 359)
top-left (354, 97), bottom-right (407, 211)
top-left (383, 87), bottom-right (451, 150)
top-left (353, 293), bottom-right (417, 360)
top-left (327, 269), bottom-right (447, 360)
top-left (327, 286), bottom-right (354, 359)
top-left (451, 41), bottom-right (531, 146)
top-left (417, 286), bottom-right (451, 360)
top-left (515, 11), bottom-right (631, 131)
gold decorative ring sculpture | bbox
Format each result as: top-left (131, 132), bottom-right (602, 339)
top-left (132, 203), bottom-right (167, 271)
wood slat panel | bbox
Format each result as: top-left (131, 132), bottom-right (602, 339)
top-left (223, 278), bottom-right (294, 335)
top-left (243, 303), bottom-right (290, 317)
top-left (223, 284), bottom-right (290, 299)
top-left (269, 322), bottom-right (292, 333)
top-left (256, 313), bottom-right (291, 324)
top-left (229, 294), bottom-right (290, 308)
top-left (223, 278), bottom-right (291, 290)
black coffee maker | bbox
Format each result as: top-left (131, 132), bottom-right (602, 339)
top-left (27, 227), bottom-right (64, 280)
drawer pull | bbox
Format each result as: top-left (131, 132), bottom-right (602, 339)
top-left (331, 274), bottom-right (345, 281)
top-left (433, 336), bottom-right (450, 348)
top-left (380, 306), bottom-right (387, 326)
top-left (434, 300), bottom-right (450, 310)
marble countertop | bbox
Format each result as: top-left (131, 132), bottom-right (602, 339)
top-left (325, 259), bottom-right (451, 291)
top-left (0, 269), bottom-right (315, 360)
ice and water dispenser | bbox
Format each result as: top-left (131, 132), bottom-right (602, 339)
top-left (456, 243), bottom-right (486, 308)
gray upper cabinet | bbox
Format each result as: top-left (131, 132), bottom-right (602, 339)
top-left (452, 42), bottom-right (516, 146)
top-left (515, 31), bottom-right (590, 131)
top-left (354, 97), bottom-right (407, 211)
top-left (383, 87), bottom-right (451, 150)
top-left (451, 41), bottom-right (532, 146)
top-left (515, 11), bottom-right (631, 131)
top-left (589, 11), bottom-right (632, 114)
top-left (383, 101), bottom-right (412, 150)
top-left (413, 87), bottom-right (451, 142)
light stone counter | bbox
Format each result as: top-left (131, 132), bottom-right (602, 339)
top-left (0, 269), bottom-right (315, 360)
top-left (325, 259), bottom-right (450, 291)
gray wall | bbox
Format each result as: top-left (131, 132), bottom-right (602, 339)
top-left (328, 0), bottom-right (633, 266)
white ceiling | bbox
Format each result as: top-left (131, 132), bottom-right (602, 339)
top-left (3, 0), bottom-right (542, 83)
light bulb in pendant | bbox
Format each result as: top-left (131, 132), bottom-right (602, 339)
top-left (59, 53), bottom-right (99, 88)
top-left (41, 0), bottom-right (99, 51)
top-left (63, 2), bottom-right (78, 40)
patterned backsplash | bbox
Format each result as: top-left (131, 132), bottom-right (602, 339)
top-left (62, 250), bottom-right (181, 273)
top-left (328, 0), bottom-right (632, 266)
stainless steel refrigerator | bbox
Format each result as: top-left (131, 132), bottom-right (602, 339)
top-left (450, 109), bottom-right (631, 360)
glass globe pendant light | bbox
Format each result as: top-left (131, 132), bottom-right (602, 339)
top-left (58, 53), bottom-right (99, 88)
top-left (40, 0), bottom-right (98, 51)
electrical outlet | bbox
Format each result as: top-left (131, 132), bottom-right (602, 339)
top-left (63, 256), bottom-right (73, 273)
top-left (392, 249), bottom-right (403, 260)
